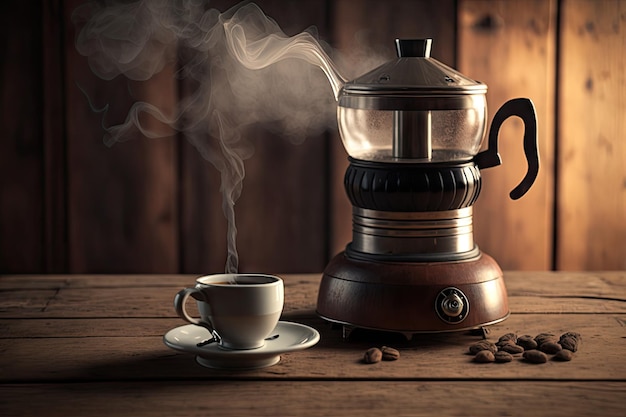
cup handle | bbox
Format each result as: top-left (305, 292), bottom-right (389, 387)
top-left (174, 288), bottom-right (214, 333)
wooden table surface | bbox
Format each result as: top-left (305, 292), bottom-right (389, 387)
top-left (1, 272), bottom-right (625, 416)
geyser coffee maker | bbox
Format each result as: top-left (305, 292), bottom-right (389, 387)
top-left (317, 39), bottom-right (539, 334)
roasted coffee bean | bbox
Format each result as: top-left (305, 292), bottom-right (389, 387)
top-left (494, 351), bottom-right (513, 363)
top-left (469, 340), bottom-right (498, 355)
top-left (559, 332), bottom-right (582, 352)
top-left (363, 347), bottom-right (382, 364)
top-left (561, 331), bottom-right (581, 340)
top-left (474, 350), bottom-right (495, 363)
top-left (499, 342), bottom-right (524, 354)
top-left (539, 341), bottom-right (563, 354)
top-left (516, 335), bottom-right (538, 351)
top-left (560, 331), bottom-right (581, 341)
top-left (559, 336), bottom-right (578, 352)
top-left (534, 333), bottom-right (557, 346)
top-left (381, 346), bottom-right (400, 361)
top-left (496, 333), bottom-right (517, 347)
top-left (554, 349), bottom-right (574, 361)
top-left (523, 350), bottom-right (548, 364)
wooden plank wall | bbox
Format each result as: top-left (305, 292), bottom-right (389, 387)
top-left (1, 2), bottom-right (45, 272)
top-left (180, 0), bottom-right (331, 275)
top-left (458, 0), bottom-right (557, 270)
top-left (557, 0), bottom-right (626, 269)
top-left (1, 0), bottom-right (624, 274)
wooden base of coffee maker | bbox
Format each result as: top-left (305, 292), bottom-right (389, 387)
top-left (317, 250), bottom-right (509, 334)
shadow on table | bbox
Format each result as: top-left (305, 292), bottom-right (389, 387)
top-left (282, 310), bottom-right (486, 351)
top-left (71, 311), bottom-right (484, 382)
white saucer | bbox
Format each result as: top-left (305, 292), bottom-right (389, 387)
top-left (163, 321), bottom-right (320, 370)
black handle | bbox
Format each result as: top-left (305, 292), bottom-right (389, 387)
top-left (474, 98), bottom-right (539, 200)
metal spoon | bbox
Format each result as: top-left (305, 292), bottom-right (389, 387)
top-left (196, 337), bottom-right (216, 347)
top-left (196, 334), bottom-right (279, 347)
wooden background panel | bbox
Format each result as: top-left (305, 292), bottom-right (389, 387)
top-left (328, 0), bottom-right (458, 257)
top-left (1, 0), bottom-right (625, 274)
top-left (180, 139), bottom-right (225, 273)
top-left (557, 0), bottom-right (626, 270)
top-left (458, 0), bottom-right (556, 270)
top-left (0, 2), bottom-right (44, 273)
top-left (65, 0), bottom-right (179, 273)
top-left (180, 0), bottom-right (332, 274)
top-left (43, 0), bottom-right (68, 273)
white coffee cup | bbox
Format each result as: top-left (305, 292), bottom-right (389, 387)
top-left (174, 274), bottom-right (284, 350)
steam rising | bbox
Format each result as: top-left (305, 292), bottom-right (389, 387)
top-left (73, 0), bottom-right (346, 273)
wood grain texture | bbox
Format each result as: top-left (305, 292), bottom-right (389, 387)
top-left (2, 381), bottom-right (624, 417)
top-left (458, 0), bottom-right (557, 270)
top-left (1, 282), bottom-right (623, 318)
top-left (1, 272), bottom-right (622, 311)
top-left (2, 0), bottom-right (626, 275)
top-left (0, 1), bottom-right (44, 272)
top-left (64, 0), bottom-right (179, 273)
top-left (557, 0), bottom-right (626, 269)
top-left (0, 273), bottom-right (624, 416)
top-left (0, 273), bottom-right (624, 383)
top-left (1, 314), bottom-right (624, 382)
top-left (180, 0), bottom-right (331, 274)
top-left (43, 0), bottom-right (68, 272)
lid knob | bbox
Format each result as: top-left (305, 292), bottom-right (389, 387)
top-left (395, 39), bottom-right (432, 58)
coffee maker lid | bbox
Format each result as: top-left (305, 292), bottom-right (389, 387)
top-left (339, 39), bottom-right (487, 110)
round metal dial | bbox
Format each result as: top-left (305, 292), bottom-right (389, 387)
top-left (435, 287), bottom-right (469, 324)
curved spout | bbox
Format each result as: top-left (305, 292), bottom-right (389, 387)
top-left (223, 16), bottom-right (347, 99)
